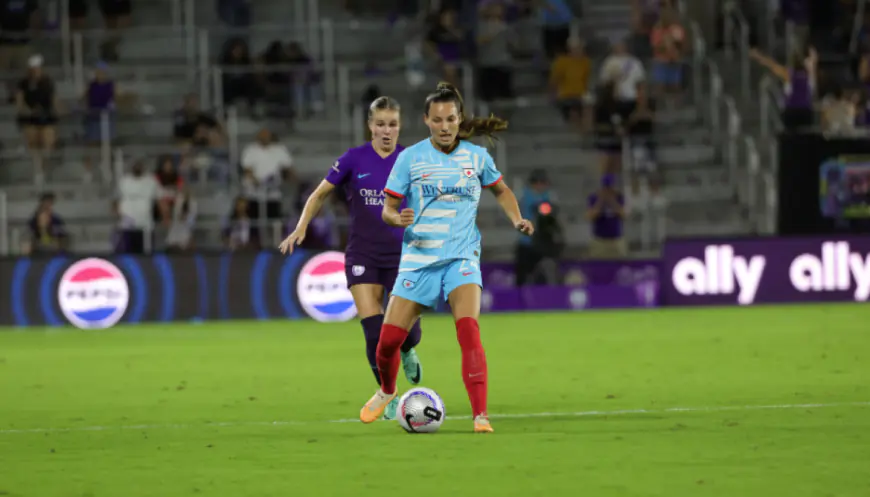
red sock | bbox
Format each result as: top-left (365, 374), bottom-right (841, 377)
top-left (456, 317), bottom-right (488, 417)
top-left (375, 324), bottom-right (408, 395)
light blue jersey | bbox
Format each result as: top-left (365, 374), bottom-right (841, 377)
top-left (384, 138), bottom-right (503, 274)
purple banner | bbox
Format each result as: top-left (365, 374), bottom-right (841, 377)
top-left (662, 236), bottom-right (870, 306)
top-left (476, 282), bottom-right (659, 312)
top-left (481, 260), bottom-right (661, 288)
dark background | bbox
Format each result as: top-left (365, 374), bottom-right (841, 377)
top-left (778, 133), bottom-right (870, 235)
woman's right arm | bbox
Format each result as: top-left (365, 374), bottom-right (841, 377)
top-left (294, 180), bottom-right (335, 233)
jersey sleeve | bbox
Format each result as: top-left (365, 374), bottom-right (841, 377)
top-left (384, 149), bottom-right (412, 199)
top-left (480, 150), bottom-right (503, 188)
top-left (324, 150), bottom-right (353, 186)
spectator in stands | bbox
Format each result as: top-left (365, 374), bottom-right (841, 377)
top-left (749, 46), bottom-right (817, 131)
top-left (427, 8), bottom-right (465, 87)
top-left (476, 1), bottom-right (515, 104)
top-left (82, 61), bottom-right (116, 181)
top-left (593, 81), bottom-right (623, 175)
top-left (154, 155), bottom-right (184, 226)
top-left (821, 85), bottom-right (859, 134)
top-left (99, 0), bottom-right (132, 61)
top-left (16, 55), bottom-right (58, 183)
top-left (539, 0), bottom-right (574, 60)
top-left (172, 94), bottom-right (224, 148)
top-left (649, 6), bottom-right (685, 100)
top-left (586, 174), bottom-right (627, 258)
top-left (24, 207), bottom-right (68, 255)
top-left (241, 127), bottom-right (295, 220)
top-left (0, 0), bottom-right (37, 103)
top-left (111, 198), bottom-right (139, 253)
top-left (25, 192), bottom-right (67, 255)
top-left (286, 41), bottom-right (324, 115)
top-left (165, 187), bottom-right (197, 252)
top-left (223, 196), bottom-right (260, 251)
top-left (68, 1), bottom-right (88, 56)
top-left (258, 41), bottom-right (292, 118)
top-left (117, 160), bottom-right (158, 254)
top-left (549, 37), bottom-right (591, 132)
top-left (600, 39), bottom-right (647, 127)
top-left (220, 38), bottom-right (258, 114)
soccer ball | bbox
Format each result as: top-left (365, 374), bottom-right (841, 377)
top-left (396, 387), bottom-right (445, 434)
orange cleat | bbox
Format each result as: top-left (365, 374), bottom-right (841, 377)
top-left (359, 389), bottom-right (397, 424)
top-left (473, 414), bottom-right (494, 433)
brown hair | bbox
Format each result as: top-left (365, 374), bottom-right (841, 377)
top-left (424, 82), bottom-right (508, 141)
top-left (368, 96), bottom-right (401, 121)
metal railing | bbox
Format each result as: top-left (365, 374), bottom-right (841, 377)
top-left (850, 0), bottom-right (868, 55)
top-left (722, 2), bottom-right (751, 100)
top-left (0, 191), bottom-right (8, 256)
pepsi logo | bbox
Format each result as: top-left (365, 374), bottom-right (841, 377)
top-left (296, 251), bottom-right (357, 322)
top-left (58, 258), bottom-right (129, 329)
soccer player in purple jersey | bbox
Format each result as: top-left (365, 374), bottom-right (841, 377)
top-left (278, 97), bottom-right (423, 420)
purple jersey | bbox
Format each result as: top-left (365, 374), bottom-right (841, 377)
top-left (325, 143), bottom-right (406, 267)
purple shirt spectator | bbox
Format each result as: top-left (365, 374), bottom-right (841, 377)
top-left (325, 143), bottom-right (406, 268)
top-left (780, 0), bottom-right (809, 24)
top-left (588, 191), bottom-right (625, 239)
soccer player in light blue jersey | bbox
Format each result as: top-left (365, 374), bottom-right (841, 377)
top-left (359, 82), bottom-right (534, 433)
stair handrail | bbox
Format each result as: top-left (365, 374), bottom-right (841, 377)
top-left (722, 1), bottom-right (751, 100)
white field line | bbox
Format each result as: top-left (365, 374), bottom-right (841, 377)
top-left (1, 401), bottom-right (868, 435)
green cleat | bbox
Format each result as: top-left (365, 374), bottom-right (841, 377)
top-left (400, 348), bottom-right (423, 385)
top-left (383, 396), bottom-right (399, 420)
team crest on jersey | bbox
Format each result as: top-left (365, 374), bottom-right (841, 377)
top-left (464, 169), bottom-right (474, 178)
top-left (352, 265), bottom-right (365, 276)
top-left (403, 279), bottom-right (415, 289)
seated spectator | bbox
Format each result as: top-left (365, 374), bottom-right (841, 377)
top-left (223, 196), bottom-right (260, 251)
top-left (117, 160), bottom-right (158, 253)
top-left (99, 0), bottom-right (133, 62)
top-left (476, 2), bottom-right (515, 103)
top-left (0, 0), bottom-right (37, 103)
top-left (172, 93), bottom-right (224, 148)
top-left (539, 0), bottom-right (574, 60)
top-left (16, 55), bottom-right (58, 183)
top-left (749, 46), bottom-right (817, 131)
top-left (549, 37), bottom-right (591, 132)
top-left (241, 127), bottom-right (296, 220)
top-left (82, 61), bottom-right (117, 181)
top-left (427, 8), bottom-right (465, 87)
top-left (649, 6), bottom-right (685, 100)
top-left (165, 187), bottom-right (196, 252)
top-left (24, 192), bottom-right (68, 255)
top-left (154, 155), bottom-right (184, 225)
top-left (821, 86), bottom-right (858, 133)
top-left (220, 38), bottom-right (258, 113)
top-left (286, 41), bottom-right (324, 116)
top-left (586, 174), bottom-right (627, 259)
top-left (24, 208), bottom-right (68, 255)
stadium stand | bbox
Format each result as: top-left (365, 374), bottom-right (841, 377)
top-left (1, 0), bottom-right (820, 261)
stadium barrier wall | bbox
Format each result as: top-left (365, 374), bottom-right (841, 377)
top-left (0, 252), bottom-right (659, 328)
top-left (662, 235), bottom-right (870, 306)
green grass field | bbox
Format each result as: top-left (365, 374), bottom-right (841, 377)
top-left (1, 305), bottom-right (869, 497)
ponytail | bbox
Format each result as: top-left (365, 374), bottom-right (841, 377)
top-left (425, 82), bottom-right (509, 141)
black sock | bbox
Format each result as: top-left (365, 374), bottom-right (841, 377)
top-left (360, 314), bottom-right (384, 385)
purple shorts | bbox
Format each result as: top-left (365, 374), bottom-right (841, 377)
top-left (345, 264), bottom-right (399, 290)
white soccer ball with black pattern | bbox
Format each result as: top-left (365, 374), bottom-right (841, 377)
top-left (397, 387), bottom-right (445, 433)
